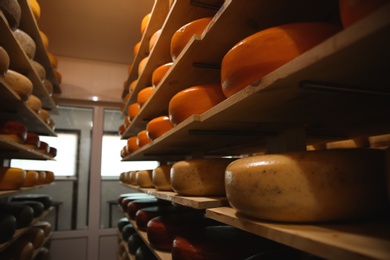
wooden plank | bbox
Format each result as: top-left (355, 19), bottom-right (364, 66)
top-left (0, 136), bottom-right (54, 160)
top-left (206, 207), bottom-right (390, 260)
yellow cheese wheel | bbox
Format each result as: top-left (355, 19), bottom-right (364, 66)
top-left (0, 167), bottom-right (26, 190)
top-left (129, 171), bottom-right (138, 185)
top-left (137, 130), bottom-right (152, 147)
top-left (27, 0), bottom-right (40, 20)
top-left (149, 29), bottom-right (162, 51)
top-left (31, 60), bottom-right (46, 81)
top-left (152, 164), bottom-right (173, 191)
top-left (136, 170), bottom-right (154, 188)
top-left (225, 149), bottom-right (388, 222)
top-left (22, 170), bottom-right (38, 187)
top-left (170, 17), bottom-right (212, 61)
top-left (0, 0), bottom-right (21, 30)
top-left (146, 116), bottom-right (174, 140)
top-left (13, 29), bottom-right (36, 59)
top-left (25, 95), bottom-right (42, 113)
top-left (141, 13), bottom-right (151, 34)
top-left (36, 171), bottom-right (46, 185)
top-left (0, 46), bottom-right (10, 75)
top-left (137, 86), bottom-right (154, 107)
top-left (3, 70), bottom-right (33, 101)
top-left (221, 22), bottom-right (341, 98)
top-left (171, 158), bottom-right (235, 196)
top-left (39, 30), bottom-right (49, 49)
top-left (152, 62), bottom-right (173, 88)
top-left (168, 84), bottom-right (226, 125)
top-left (45, 171), bottom-right (55, 184)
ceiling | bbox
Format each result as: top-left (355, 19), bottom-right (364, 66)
top-left (36, 0), bottom-right (156, 65)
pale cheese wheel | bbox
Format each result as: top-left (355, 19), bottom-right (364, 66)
top-left (31, 60), bottom-right (46, 81)
top-left (225, 149), bottom-right (389, 222)
top-left (0, 0), bottom-right (21, 30)
top-left (171, 158), bottom-right (235, 196)
top-left (0, 167), bottom-right (26, 190)
top-left (42, 79), bottom-right (53, 96)
top-left (13, 29), bottom-right (36, 59)
top-left (152, 164), bottom-right (173, 191)
top-left (3, 70), bottom-right (33, 101)
top-left (136, 170), bottom-right (154, 188)
top-left (0, 46), bottom-right (10, 75)
top-left (25, 95), bottom-right (42, 113)
top-left (38, 109), bottom-right (50, 124)
top-left (22, 170), bottom-right (38, 187)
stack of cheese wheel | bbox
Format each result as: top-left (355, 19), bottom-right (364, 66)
top-left (168, 84), bottom-right (226, 125)
top-left (137, 86), bottom-right (154, 107)
top-left (3, 70), bottom-right (33, 101)
top-left (0, 120), bottom-right (27, 143)
top-left (170, 17), bottom-right (213, 61)
top-left (152, 164), bottom-right (173, 191)
top-left (0, 46), bottom-right (10, 75)
top-left (0, 238), bottom-right (34, 260)
top-left (0, 0), bottom-right (21, 30)
top-left (146, 116), bottom-right (174, 140)
top-left (0, 202), bottom-right (34, 228)
top-left (171, 158), bottom-right (235, 196)
top-left (126, 197), bottom-right (163, 220)
top-left (137, 130), bottom-right (152, 147)
top-left (31, 60), bottom-right (46, 81)
top-left (0, 167), bottom-right (26, 191)
top-left (220, 22), bottom-right (341, 98)
top-left (225, 148), bottom-right (389, 222)
top-left (20, 227), bottom-right (45, 250)
top-left (152, 62), bottom-right (172, 88)
top-left (339, 0), bottom-right (390, 28)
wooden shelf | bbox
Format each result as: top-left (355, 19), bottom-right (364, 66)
top-left (0, 183), bottom-right (55, 199)
top-left (122, 183), bottom-right (228, 209)
top-left (17, 0), bottom-right (61, 95)
top-left (122, 3), bottom-right (390, 160)
top-left (0, 136), bottom-right (54, 160)
top-left (206, 207), bottom-right (390, 260)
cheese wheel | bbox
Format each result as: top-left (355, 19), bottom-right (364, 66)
top-left (13, 29), bottom-right (36, 59)
top-left (146, 116), bottom-right (174, 140)
top-left (141, 13), bottom-right (151, 34)
top-left (0, 46), bottom-right (10, 75)
top-left (135, 205), bottom-right (179, 231)
top-left (34, 221), bottom-right (52, 237)
top-left (39, 30), bottom-right (49, 49)
top-left (137, 86), bottom-right (154, 107)
top-left (21, 227), bottom-right (45, 249)
top-left (38, 109), bottom-right (51, 124)
top-left (23, 132), bottom-right (40, 150)
top-left (152, 62), bottom-right (172, 87)
top-left (25, 95), bottom-right (42, 113)
top-left (34, 247), bottom-right (50, 260)
top-left (0, 213), bottom-right (16, 243)
top-left (120, 145), bottom-right (129, 159)
top-left (129, 80), bottom-right (138, 94)
top-left (339, 0), bottom-right (390, 28)
top-left (135, 244), bottom-right (157, 260)
top-left (134, 41), bottom-right (141, 57)
top-left (118, 192), bottom-right (150, 204)
top-left (36, 171), bottom-right (47, 185)
top-left (127, 232), bottom-right (142, 255)
top-left (120, 194), bottom-right (154, 212)
top-left (27, 0), bottom-right (40, 20)
top-left (152, 164), bottom-right (173, 191)
top-left (171, 158), bottom-right (235, 196)
top-left (168, 84), bottom-right (226, 125)
top-left (0, 120), bottom-right (27, 143)
top-left (42, 79), bottom-right (53, 96)
top-left (11, 194), bottom-right (52, 210)
top-left (0, 0), bottom-right (21, 30)
top-left (0, 202), bottom-right (34, 228)
top-left (3, 70), bottom-right (33, 101)
top-left (129, 171), bottom-right (138, 185)
top-left (0, 167), bottom-right (26, 190)
top-left (47, 52), bottom-right (58, 69)
top-left (136, 170), bottom-right (154, 188)
top-left (221, 22), bottom-right (341, 98)
top-left (1, 238), bottom-right (34, 260)
top-left (45, 170), bottom-right (55, 184)
top-left (126, 136), bottom-right (140, 153)
top-left (37, 141), bottom-right (49, 154)
top-left (225, 149), bottom-right (388, 222)
top-left (22, 170), bottom-right (38, 187)
top-left (149, 29), bottom-right (162, 51)
top-left (15, 200), bottom-right (44, 218)
top-left (49, 147), bottom-right (57, 158)
top-left (126, 197), bottom-right (161, 220)
top-left (138, 56), bottom-right (149, 76)
top-left (127, 63), bottom-right (133, 75)
top-left (123, 115), bottom-right (131, 129)
top-left (128, 102), bottom-right (140, 121)
top-left (170, 17), bottom-right (212, 61)
top-left (54, 69), bottom-right (62, 84)
top-left (31, 60), bottom-right (46, 81)
top-left (137, 130), bottom-right (152, 147)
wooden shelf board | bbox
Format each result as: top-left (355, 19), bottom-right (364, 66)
top-left (0, 136), bottom-right (54, 160)
top-left (0, 184), bottom-right (55, 198)
top-left (206, 207), bottom-right (390, 260)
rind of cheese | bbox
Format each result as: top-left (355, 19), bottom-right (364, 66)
top-left (152, 164), bottom-right (173, 191)
top-left (225, 149), bottom-right (389, 222)
top-left (136, 170), bottom-right (154, 188)
top-left (13, 29), bottom-right (36, 59)
top-left (171, 158), bottom-right (235, 196)
top-left (0, 46), bottom-right (10, 75)
top-left (4, 70), bottom-right (33, 101)
top-left (0, 167), bottom-right (26, 190)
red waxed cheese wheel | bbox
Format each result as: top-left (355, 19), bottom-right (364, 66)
top-left (37, 141), bottom-right (49, 154)
top-left (23, 132), bottom-right (40, 150)
top-left (146, 116), bottom-right (174, 141)
top-left (126, 197), bottom-right (164, 220)
top-left (0, 120), bottom-right (27, 143)
top-left (221, 22), bottom-right (341, 98)
top-left (168, 84), bottom-right (226, 125)
top-left (152, 62), bottom-right (173, 87)
top-left (118, 193), bottom-right (150, 205)
top-left (170, 17), bottom-right (212, 61)
top-left (0, 46), bottom-right (10, 75)
top-left (120, 194), bottom-right (153, 212)
top-left (339, 0), bottom-right (390, 28)
top-left (137, 86), bottom-right (154, 107)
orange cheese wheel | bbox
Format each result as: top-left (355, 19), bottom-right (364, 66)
top-left (137, 86), bottom-right (154, 107)
top-left (127, 103), bottom-right (141, 121)
top-left (39, 31), bottom-right (49, 49)
top-left (36, 171), bottom-right (46, 185)
top-left (120, 145), bottom-right (129, 158)
top-left (23, 170), bottom-right (38, 187)
top-left (25, 95), bottom-right (42, 113)
top-left (129, 80), bottom-right (138, 94)
top-left (44, 171), bottom-right (55, 184)
top-left (47, 52), bottom-right (58, 69)
top-left (43, 79), bottom-right (53, 96)
top-left (127, 136), bottom-right (140, 153)
top-left (137, 130), bottom-right (152, 147)
top-left (4, 70), bottom-right (33, 101)
top-left (118, 124), bottom-right (126, 136)
top-left (146, 116), bottom-right (174, 140)
top-left (127, 63), bottom-right (133, 75)
top-left (27, 0), bottom-right (40, 20)
top-left (141, 13), bottom-right (151, 34)
top-left (149, 29), bottom-right (162, 51)
top-left (38, 109), bottom-right (51, 124)
top-left (124, 115), bottom-right (131, 128)
top-left (170, 17), bottom-right (212, 61)
top-left (339, 0), bottom-right (390, 28)
top-left (138, 56), bottom-right (149, 76)
top-left (221, 22), bottom-right (341, 98)
top-left (134, 41), bottom-right (141, 57)
top-left (168, 84), bottom-right (226, 125)
top-left (0, 46), bottom-right (10, 75)
top-left (152, 62), bottom-right (173, 87)
top-left (0, 167), bottom-right (25, 190)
